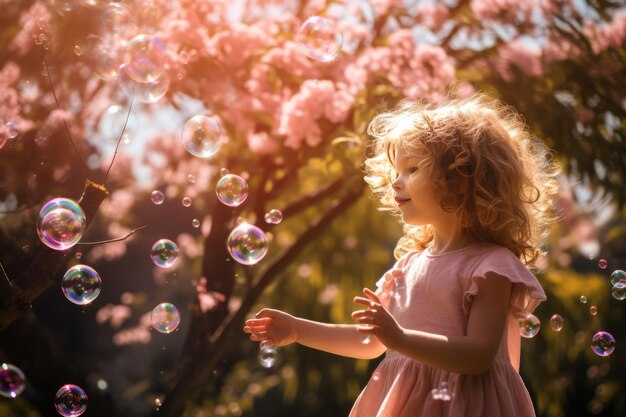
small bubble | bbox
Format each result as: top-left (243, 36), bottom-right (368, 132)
top-left (611, 282), bottom-right (626, 300)
top-left (151, 190), bottom-right (165, 205)
top-left (258, 346), bottom-right (278, 368)
top-left (181, 196), bottom-right (192, 207)
top-left (74, 45), bottom-right (83, 56)
top-left (610, 270), bottom-right (626, 285)
top-left (589, 306), bottom-right (598, 316)
top-left (549, 314), bottom-right (564, 331)
top-left (220, 168), bottom-right (230, 177)
top-left (597, 259), bottom-right (608, 269)
top-left (264, 209), bottom-right (283, 224)
top-left (579, 295), bottom-right (588, 304)
top-left (192, 219), bottom-right (200, 228)
top-left (187, 174), bottom-right (196, 184)
top-left (519, 314), bottom-right (541, 338)
top-left (591, 331), bottom-right (615, 357)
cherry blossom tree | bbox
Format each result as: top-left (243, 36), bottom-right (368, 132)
top-left (1, 0), bottom-right (625, 416)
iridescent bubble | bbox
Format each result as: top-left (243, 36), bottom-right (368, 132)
top-left (36, 198), bottom-right (86, 251)
top-left (611, 282), bottom-right (626, 300)
top-left (151, 302), bottom-right (181, 333)
top-left (216, 174), bottom-right (248, 207)
top-left (181, 115), bottom-right (225, 159)
top-left (90, 36), bottom-right (124, 80)
top-left (192, 219), bottom-right (200, 228)
top-left (54, 384), bottom-right (88, 417)
top-left (610, 269), bottom-right (626, 285)
top-left (98, 104), bottom-right (137, 143)
top-left (264, 209), bottom-right (283, 224)
top-left (62, 265), bottom-right (102, 305)
top-left (73, 45), bottom-right (83, 56)
top-left (220, 168), bottom-right (230, 177)
top-left (150, 239), bottom-right (180, 268)
top-left (591, 331), bottom-right (616, 357)
top-left (6, 122), bottom-right (18, 139)
top-left (597, 259), bottom-right (608, 269)
top-left (151, 190), bottom-right (165, 205)
top-left (102, 2), bottom-right (133, 35)
top-left (0, 363), bottom-right (26, 398)
top-left (519, 314), bottom-right (541, 338)
top-left (226, 223), bottom-right (268, 265)
top-left (579, 295), bottom-right (588, 304)
top-left (123, 34), bottom-right (168, 83)
top-left (296, 16), bottom-right (343, 62)
top-left (181, 197), bottom-right (192, 207)
top-left (118, 64), bottom-right (170, 104)
top-left (549, 314), bottom-right (564, 331)
top-left (187, 174), bottom-right (196, 184)
top-left (258, 346), bottom-right (278, 368)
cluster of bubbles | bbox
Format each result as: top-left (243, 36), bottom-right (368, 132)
top-left (258, 346), bottom-right (278, 368)
top-left (226, 223), bottom-right (269, 265)
top-left (519, 313), bottom-right (541, 338)
top-left (150, 239), bottom-right (180, 269)
top-left (62, 264), bottom-right (102, 305)
top-left (216, 174), bottom-right (249, 207)
top-left (36, 198), bottom-right (86, 251)
top-left (296, 16), bottom-right (343, 62)
top-left (181, 115), bottom-right (226, 159)
top-left (610, 269), bottom-right (625, 300)
top-left (55, 384), bottom-right (88, 417)
top-left (151, 302), bottom-right (181, 334)
top-left (0, 363), bottom-right (26, 399)
top-left (430, 381), bottom-right (453, 401)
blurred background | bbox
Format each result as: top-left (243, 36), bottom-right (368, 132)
top-left (0, 0), bottom-right (625, 416)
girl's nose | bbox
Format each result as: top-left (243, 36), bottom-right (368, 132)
top-left (392, 176), bottom-right (402, 190)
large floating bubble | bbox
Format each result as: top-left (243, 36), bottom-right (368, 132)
top-left (62, 265), bottom-right (102, 305)
top-left (610, 269), bottom-right (626, 285)
top-left (216, 174), bottom-right (248, 207)
top-left (150, 239), bottom-right (180, 268)
top-left (54, 384), bottom-right (88, 417)
top-left (611, 282), bottom-right (625, 300)
top-left (98, 104), bottom-right (137, 143)
top-left (181, 115), bottom-right (225, 159)
top-left (123, 34), bottom-right (168, 83)
top-left (151, 302), bottom-right (181, 333)
top-left (227, 223), bottom-right (268, 265)
top-left (258, 346), bottom-right (278, 368)
top-left (36, 198), bottom-right (86, 251)
top-left (519, 314), bottom-right (540, 338)
top-left (591, 331), bottom-right (616, 357)
top-left (0, 363), bottom-right (26, 398)
top-left (296, 16), bottom-right (343, 62)
top-left (549, 314), bottom-right (564, 331)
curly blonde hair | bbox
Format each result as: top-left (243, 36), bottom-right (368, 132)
top-left (363, 92), bottom-right (561, 267)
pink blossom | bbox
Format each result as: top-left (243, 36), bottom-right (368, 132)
top-left (470, 0), bottom-right (532, 24)
top-left (371, 0), bottom-right (404, 16)
top-left (247, 131), bottom-right (279, 154)
top-left (207, 24), bottom-right (276, 70)
top-left (112, 312), bottom-right (152, 345)
top-left (9, 1), bottom-right (51, 55)
top-left (416, 2), bottom-right (450, 32)
top-left (177, 233), bottom-right (200, 258)
top-left (496, 39), bottom-right (543, 82)
top-left (96, 304), bottom-right (133, 329)
top-left (195, 277), bottom-right (226, 313)
top-left (583, 11), bottom-right (626, 54)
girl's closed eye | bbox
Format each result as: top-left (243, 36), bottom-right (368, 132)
top-left (408, 167), bottom-right (418, 174)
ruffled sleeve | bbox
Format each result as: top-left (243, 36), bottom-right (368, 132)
top-left (462, 247), bottom-right (546, 319)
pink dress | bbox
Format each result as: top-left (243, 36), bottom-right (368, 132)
top-left (349, 244), bottom-right (546, 417)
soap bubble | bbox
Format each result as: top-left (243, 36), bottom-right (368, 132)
top-left (216, 174), bottom-right (248, 207)
top-left (258, 346), bottom-right (278, 368)
top-left (611, 282), bottom-right (625, 300)
top-left (296, 16), bottom-right (343, 62)
top-left (119, 64), bottom-right (170, 103)
top-left (150, 239), bottom-right (180, 268)
top-left (90, 36), bottom-right (124, 80)
top-left (192, 219), bottom-right (200, 228)
top-left (610, 270), bottom-right (626, 285)
top-left (597, 259), bottom-right (608, 269)
top-left (591, 331), bottom-right (616, 357)
top-left (264, 209), bottom-right (283, 224)
top-left (6, 122), bottom-right (19, 139)
top-left (181, 197), bottom-right (192, 207)
top-left (579, 295), bottom-right (588, 304)
top-left (549, 314), bottom-right (564, 331)
top-left (519, 314), bottom-right (540, 338)
top-left (62, 265), bottom-right (102, 305)
top-left (181, 115), bottom-right (225, 158)
top-left (187, 174), bottom-right (196, 184)
top-left (54, 384), bottom-right (88, 417)
top-left (151, 302), bottom-right (181, 333)
top-left (98, 104), bottom-right (137, 143)
top-left (220, 168), bottom-right (230, 177)
top-left (36, 198), bottom-right (86, 251)
top-left (123, 34), bottom-right (168, 83)
top-left (151, 190), bottom-right (165, 205)
top-left (589, 305), bottom-right (598, 316)
top-left (0, 363), bottom-right (26, 398)
top-left (227, 223), bottom-right (268, 265)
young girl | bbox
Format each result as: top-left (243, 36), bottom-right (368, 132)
top-left (243, 92), bottom-right (560, 417)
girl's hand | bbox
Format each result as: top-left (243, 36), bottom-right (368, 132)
top-left (243, 308), bottom-right (299, 348)
top-left (352, 288), bottom-right (405, 350)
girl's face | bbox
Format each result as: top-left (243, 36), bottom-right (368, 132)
top-left (391, 145), bottom-right (451, 227)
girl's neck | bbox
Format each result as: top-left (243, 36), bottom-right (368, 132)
top-left (428, 224), bottom-right (466, 255)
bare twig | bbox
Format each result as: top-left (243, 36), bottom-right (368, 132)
top-left (77, 224), bottom-right (150, 245)
top-left (104, 94), bottom-right (135, 186)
